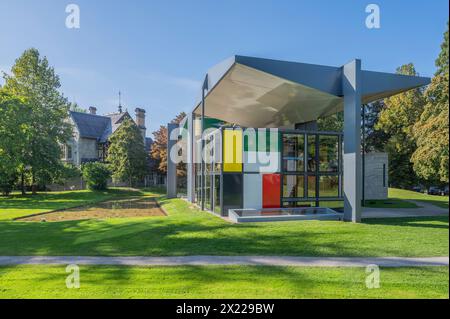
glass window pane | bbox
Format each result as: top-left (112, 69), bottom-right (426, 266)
top-left (282, 201), bottom-right (316, 208)
top-left (319, 175), bottom-right (339, 197)
top-left (205, 175), bottom-right (211, 210)
top-left (214, 175), bottom-right (221, 214)
top-left (307, 176), bottom-right (316, 198)
top-left (307, 135), bottom-right (316, 172)
top-left (319, 201), bottom-right (344, 210)
top-left (282, 134), bottom-right (304, 172)
top-left (283, 175), bottom-right (305, 198)
top-left (319, 135), bottom-right (339, 172)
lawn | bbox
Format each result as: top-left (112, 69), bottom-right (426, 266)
top-left (0, 190), bottom-right (447, 257)
top-left (390, 188), bottom-right (449, 209)
top-left (364, 188), bottom-right (449, 209)
top-left (0, 188), bottom-right (145, 220)
top-left (0, 265), bottom-right (447, 299)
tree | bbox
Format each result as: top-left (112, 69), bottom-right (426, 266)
top-left (69, 102), bottom-right (86, 113)
top-left (150, 112), bottom-right (186, 175)
top-left (107, 118), bottom-right (148, 186)
top-left (82, 162), bottom-right (110, 190)
top-left (317, 112), bottom-right (343, 132)
top-left (411, 22), bottom-right (449, 183)
top-left (375, 63), bottom-right (426, 188)
top-left (0, 90), bottom-right (32, 195)
top-left (2, 48), bottom-right (72, 193)
top-left (363, 100), bottom-right (390, 153)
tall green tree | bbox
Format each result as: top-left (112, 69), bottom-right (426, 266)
top-left (107, 118), bottom-right (148, 186)
top-left (0, 91), bottom-right (32, 194)
top-left (363, 100), bottom-right (390, 152)
top-left (411, 22), bottom-right (449, 183)
top-left (2, 48), bottom-right (72, 192)
top-left (375, 63), bottom-right (426, 188)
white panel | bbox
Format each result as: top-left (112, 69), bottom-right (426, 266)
top-left (243, 174), bottom-right (262, 209)
top-left (244, 151), bottom-right (280, 173)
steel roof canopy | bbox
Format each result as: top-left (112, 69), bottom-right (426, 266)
top-left (192, 55), bottom-right (430, 128)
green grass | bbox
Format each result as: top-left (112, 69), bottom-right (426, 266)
top-left (389, 188), bottom-right (449, 209)
top-left (0, 191), bottom-right (447, 257)
top-left (0, 265), bottom-right (447, 299)
top-left (0, 188), bottom-right (146, 220)
top-left (364, 188), bottom-right (449, 209)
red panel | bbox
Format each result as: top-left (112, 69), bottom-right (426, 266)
top-left (262, 174), bottom-right (281, 208)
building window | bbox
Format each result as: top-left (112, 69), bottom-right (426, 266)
top-left (319, 135), bottom-right (339, 172)
top-left (66, 145), bottom-right (72, 159)
top-left (319, 175), bottom-right (339, 198)
top-left (307, 135), bottom-right (316, 172)
top-left (283, 175), bottom-right (305, 198)
top-left (282, 134), bottom-right (305, 172)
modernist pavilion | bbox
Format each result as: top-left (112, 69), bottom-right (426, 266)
top-left (167, 56), bottom-right (430, 222)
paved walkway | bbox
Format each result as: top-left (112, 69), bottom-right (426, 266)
top-left (0, 256), bottom-right (447, 267)
top-left (363, 200), bottom-right (448, 219)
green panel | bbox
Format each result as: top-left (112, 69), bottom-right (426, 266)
top-left (204, 118), bottom-right (224, 130)
top-left (243, 129), bottom-right (281, 153)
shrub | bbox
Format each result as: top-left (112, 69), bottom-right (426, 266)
top-left (53, 163), bottom-right (81, 185)
top-left (81, 162), bottom-right (111, 190)
top-left (0, 171), bottom-right (16, 196)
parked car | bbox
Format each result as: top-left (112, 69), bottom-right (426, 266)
top-left (427, 186), bottom-right (443, 195)
top-left (412, 185), bottom-right (425, 193)
top-left (442, 185), bottom-right (449, 196)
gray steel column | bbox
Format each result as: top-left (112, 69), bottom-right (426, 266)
top-left (167, 123), bottom-right (178, 199)
top-left (186, 112), bottom-right (195, 202)
top-left (342, 59), bottom-right (362, 222)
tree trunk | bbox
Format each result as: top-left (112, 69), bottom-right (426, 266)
top-left (31, 171), bottom-right (37, 195)
top-left (21, 172), bottom-right (26, 195)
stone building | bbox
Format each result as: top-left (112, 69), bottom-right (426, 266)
top-left (61, 106), bottom-right (152, 166)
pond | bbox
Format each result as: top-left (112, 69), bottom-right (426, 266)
top-left (17, 197), bottom-right (166, 222)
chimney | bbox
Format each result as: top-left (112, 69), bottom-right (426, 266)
top-left (89, 106), bottom-right (97, 115)
top-left (135, 108), bottom-right (146, 141)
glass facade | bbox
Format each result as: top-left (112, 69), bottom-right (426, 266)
top-left (281, 132), bottom-right (343, 208)
top-left (192, 126), bottom-right (343, 216)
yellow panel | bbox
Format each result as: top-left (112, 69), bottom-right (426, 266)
top-left (223, 129), bottom-right (243, 172)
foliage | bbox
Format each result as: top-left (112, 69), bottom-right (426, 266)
top-left (1, 48), bottom-right (72, 192)
top-left (317, 112), bottom-right (343, 131)
top-left (0, 91), bottom-right (32, 195)
top-left (69, 102), bottom-right (86, 113)
top-left (363, 100), bottom-right (390, 152)
top-left (412, 22), bottom-right (449, 183)
top-left (150, 112), bottom-right (186, 175)
top-left (81, 162), bottom-right (111, 190)
top-left (107, 118), bottom-right (148, 186)
top-left (52, 163), bottom-right (81, 185)
top-left (375, 63), bottom-right (426, 188)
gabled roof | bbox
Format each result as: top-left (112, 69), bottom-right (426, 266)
top-left (70, 111), bottom-right (134, 141)
top-left (70, 111), bottom-right (111, 140)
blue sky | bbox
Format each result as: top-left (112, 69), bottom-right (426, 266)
top-left (0, 0), bottom-right (448, 134)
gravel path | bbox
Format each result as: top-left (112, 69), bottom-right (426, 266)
top-left (0, 256), bottom-right (447, 267)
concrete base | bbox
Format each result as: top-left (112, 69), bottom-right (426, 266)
top-left (229, 208), bottom-right (343, 223)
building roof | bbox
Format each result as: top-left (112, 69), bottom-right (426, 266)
top-left (70, 111), bottom-right (135, 142)
top-left (190, 55), bottom-right (431, 128)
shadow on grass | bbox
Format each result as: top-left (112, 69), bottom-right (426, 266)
top-left (364, 216), bottom-right (449, 230)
